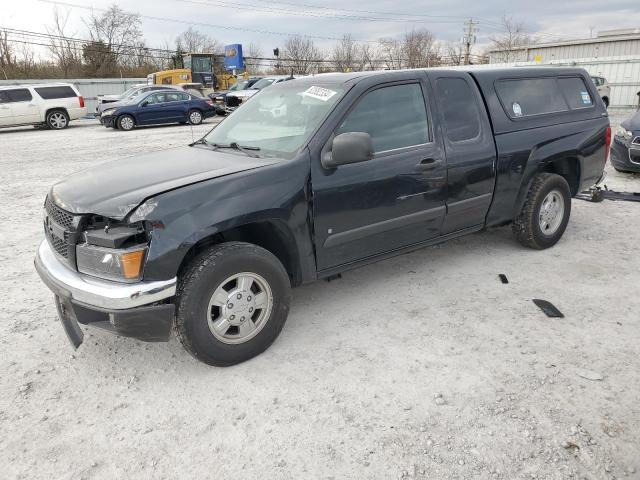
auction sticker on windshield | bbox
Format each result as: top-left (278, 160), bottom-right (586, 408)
top-left (302, 86), bottom-right (338, 102)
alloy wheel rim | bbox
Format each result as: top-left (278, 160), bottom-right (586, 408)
top-left (538, 189), bottom-right (565, 236)
top-left (50, 113), bottom-right (67, 128)
top-left (121, 117), bottom-right (134, 130)
top-left (206, 272), bottom-right (273, 345)
top-left (190, 111), bottom-right (202, 124)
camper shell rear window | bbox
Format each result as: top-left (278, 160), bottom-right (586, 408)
top-left (495, 76), bottom-right (593, 119)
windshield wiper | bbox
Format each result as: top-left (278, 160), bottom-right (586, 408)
top-left (191, 137), bottom-right (211, 147)
top-left (210, 142), bottom-right (261, 158)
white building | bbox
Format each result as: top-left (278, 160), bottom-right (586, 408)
top-left (487, 29), bottom-right (640, 107)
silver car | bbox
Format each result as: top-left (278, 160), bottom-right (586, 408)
top-left (591, 76), bottom-right (611, 108)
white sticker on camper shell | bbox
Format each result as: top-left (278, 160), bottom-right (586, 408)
top-left (580, 91), bottom-right (592, 104)
top-left (512, 102), bottom-right (523, 117)
top-left (302, 86), bottom-right (338, 102)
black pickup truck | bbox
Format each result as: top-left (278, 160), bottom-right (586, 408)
top-left (35, 68), bottom-right (610, 366)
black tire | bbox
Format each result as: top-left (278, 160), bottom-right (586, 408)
top-left (46, 109), bottom-right (69, 130)
top-left (117, 114), bottom-right (135, 131)
top-left (175, 242), bottom-right (291, 366)
top-left (602, 97), bottom-right (609, 108)
top-left (512, 173), bottom-right (571, 250)
top-left (188, 109), bottom-right (203, 125)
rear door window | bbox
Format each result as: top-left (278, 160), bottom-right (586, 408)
top-left (336, 83), bottom-right (429, 153)
top-left (558, 77), bottom-right (593, 109)
top-left (35, 86), bottom-right (76, 99)
top-left (6, 88), bottom-right (33, 102)
top-left (166, 92), bottom-right (189, 102)
top-left (496, 78), bottom-right (568, 118)
top-left (435, 78), bottom-right (481, 142)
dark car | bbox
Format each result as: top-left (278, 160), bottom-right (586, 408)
top-left (35, 68), bottom-right (609, 366)
top-left (610, 110), bottom-right (640, 172)
top-left (95, 85), bottom-right (178, 117)
top-left (208, 77), bottom-right (262, 114)
top-left (101, 90), bottom-right (216, 130)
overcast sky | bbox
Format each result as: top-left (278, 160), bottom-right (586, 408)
top-left (2, 0), bottom-right (639, 54)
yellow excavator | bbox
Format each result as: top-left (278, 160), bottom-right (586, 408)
top-left (147, 53), bottom-right (247, 93)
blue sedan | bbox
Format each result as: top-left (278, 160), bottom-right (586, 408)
top-left (101, 90), bottom-right (217, 131)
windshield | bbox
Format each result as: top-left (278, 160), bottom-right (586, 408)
top-left (251, 78), bottom-right (278, 90)
top-left (119, 86), bottom-right (139, 99)
top-left (204, 83), bottom-right (344, 159)
top-left (229, 80), bottom-right (249, 92)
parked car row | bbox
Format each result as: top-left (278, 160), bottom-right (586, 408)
top-left (209, 75), bottom-right (301, 115)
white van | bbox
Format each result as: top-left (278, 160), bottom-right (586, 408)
top-left (0, 83), bottom-right (87, 130)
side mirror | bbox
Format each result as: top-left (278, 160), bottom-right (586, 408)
top-left (140, 101), bottom-right (149, 107)
top-left (322, 132), bottom-right (374, 169)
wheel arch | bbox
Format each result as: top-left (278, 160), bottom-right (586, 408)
top-left (512, 155), bottom-right (581, 220)
top-left (45, 107), bottom-right (69, 121)
top-left (177, 219), bottom-right (304, 287)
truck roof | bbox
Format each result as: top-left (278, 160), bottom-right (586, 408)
top-left (297, 67), bottom-right (606, 135)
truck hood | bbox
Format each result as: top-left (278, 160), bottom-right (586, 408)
top-left (50, 146), bottom-right (279, 219)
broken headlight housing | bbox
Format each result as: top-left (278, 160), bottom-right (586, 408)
top-left (76, 217), bottom-right (149, 282)
top-left (615, 125), bottom-right (633, 142)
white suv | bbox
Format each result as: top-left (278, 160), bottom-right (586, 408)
top-left (0, 83), bottom-right (87, 130)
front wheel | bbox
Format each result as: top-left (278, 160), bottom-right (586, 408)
top-left (188, 109), bottom-right (203, 125)
top-left (513, 173), bottom-right (571, 249)
top-left (175, 242), bottom-right (291, 366)
top-left (117, 114), bottom-right (135, 131)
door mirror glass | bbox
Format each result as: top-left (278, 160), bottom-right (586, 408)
top-left (323, 132), bottom-right (374, 168)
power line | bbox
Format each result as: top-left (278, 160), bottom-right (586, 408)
top-left (176, 0), bottom-right (467, 24)
top-left (35, 0), bottom-right (380, 43)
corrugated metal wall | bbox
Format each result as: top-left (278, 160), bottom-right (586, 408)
top-left (523, 39), bottom-right (640, 61)
top-left (0, 78), bottom-right (146, 113)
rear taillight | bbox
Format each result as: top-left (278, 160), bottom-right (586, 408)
top-left (206, 99), bottom-right (213, 106)
top-left (605, 126), bottom-right (611, 163)
top-left (78, 96), bottom-right (85, 108)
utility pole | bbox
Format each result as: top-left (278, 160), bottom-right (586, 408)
top-left (463, 18), bottom-right (479, 65)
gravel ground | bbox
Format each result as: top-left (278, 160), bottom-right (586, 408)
top-left (1, 112), bottom-right (639, 480)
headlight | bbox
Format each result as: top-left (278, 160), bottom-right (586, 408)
top-left (76, 243), bottom-right (147, 282)
top-left (102, 108), bottom-right (117, 116)
top-left (615, 125), bottom-right (633, 141)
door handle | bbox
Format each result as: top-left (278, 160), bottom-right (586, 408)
top-left (415, 158), bottom-right (441, 171)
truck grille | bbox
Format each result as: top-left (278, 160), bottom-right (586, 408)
top-left (45, 196), bottom-right (74, 229)
top-left (47, 230), bottom-right (69, 258)
top-left (43, 196), bottom-right (81, 266)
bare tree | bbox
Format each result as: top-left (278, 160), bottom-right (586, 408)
top-left (175, 27), bottom-right (222, 53)
top-left (403, 29), bottom-right (439, 68)
top-left (0, 29), bottom-right (15, 78)
top-left (46, 8), bottom-right (82, 77)
top-left (444, 42), bottom-right (464, 66)
top-left (331, 34), bottom-right (359, 72)
top-left (488, 16), bottom-right (531, 63)
top-left (378, 37), bottom-right (404, 70)
top-left (246, 42), bottom-right (263, 59)
top-left (282, 35), bottom-right (321, 75)
top-left (84, 4), bottom-right (143, 69)
top-left (379, 29), bottom-right (439, 70)
top-left (357, 43), bottom-right (378, 71)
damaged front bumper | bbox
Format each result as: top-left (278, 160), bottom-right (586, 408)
top-left (34, 240), bottom-right (176, 348)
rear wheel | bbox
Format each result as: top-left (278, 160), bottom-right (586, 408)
top-left (117, 114), bottom-right (135, 131)
top-left (513, 173), bottom-right (571, 249)
top-left (602, 97), bottom-right (609, 108)
top-left (46, 110), bottom-right (69, 130)
top-left (175, 242), bottom-right (291, 366)
top-left (188, 109), bottom-right (203, 125)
